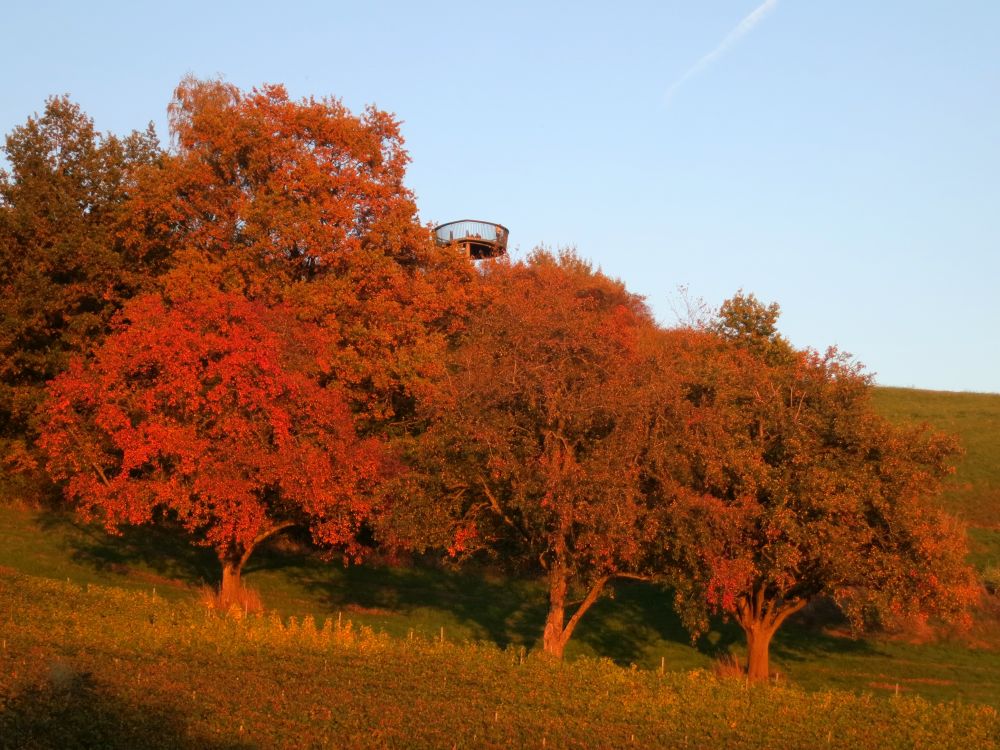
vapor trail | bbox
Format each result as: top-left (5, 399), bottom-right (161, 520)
top-left (665, 0), bottom-right (779, 103)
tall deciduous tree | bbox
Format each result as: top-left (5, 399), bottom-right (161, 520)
top-left (40, 78), bottom-right (474, 594)
top-left (124, 77), bottom-right (473, 425)
top-left (416, 250), bottom-right (663, 658)
top-left (0, 97), bottom-right (161, 479)
top-left (651, 294), bottom-right (979, 681)
top-left (40, 288), bottom-right (387, 603)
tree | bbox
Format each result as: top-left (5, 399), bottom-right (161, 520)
top-left (122, 77), bottom-right (473, 425)
top-left (0, 97), bottom-right (161, 480)
top-left (40, 287), bottom-right (387, 604)
top-left (651, 295), bottom-right (979, 681)
top-left (38, 78), bottom-right (473, 599)
top-left (415, 250), bottom-right (663, 658)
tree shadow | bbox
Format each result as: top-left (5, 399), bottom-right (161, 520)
top-left (21, 512), bottom-right (889, 668)
top-left (770, 604), bottom-right (886, 663)
top-left (569, 580), bottom-right (743, 664)
top-left (32, 509), bottom-right (217, 586)
top-left (0, 669), bottom-right (250, 749)
top-left (248, 543), bottom-right (550, 649)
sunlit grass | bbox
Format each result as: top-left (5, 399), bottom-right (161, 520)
top-left (2, 570), bottom-right (998, 749)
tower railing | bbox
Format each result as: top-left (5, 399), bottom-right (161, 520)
top-left (434, 220), bottom-right (509, 259)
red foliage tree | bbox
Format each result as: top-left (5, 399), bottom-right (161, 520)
top-left (415, 250), bottom-right (664, 658)
top-left (649, 294), bottom-right (979, 681)
top-left (123, 77), bottom-right (472, 422)
top-left (40, 287), bottom-right (387, 604)
top-left (39, 78), bottom-right (474, 600)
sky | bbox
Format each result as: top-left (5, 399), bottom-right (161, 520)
top-left (2, 0), bottom-right (998, 393)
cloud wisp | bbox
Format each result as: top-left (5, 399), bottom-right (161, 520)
top-left (665, 0), bottom-right (779, 103)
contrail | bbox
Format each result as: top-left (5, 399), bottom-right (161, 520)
top-left (665, 0), bottom-right (779, 103)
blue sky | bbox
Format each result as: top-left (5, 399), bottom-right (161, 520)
top-left (3, 1), bottom-right (998, 392)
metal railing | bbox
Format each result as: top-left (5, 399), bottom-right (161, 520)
top-left (434, 220), bottom-right (509, 249)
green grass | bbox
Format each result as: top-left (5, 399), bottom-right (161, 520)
top-left (1, 383), bottom-right (999, 741)
top-left (872, 386), bottom-right (1000, 528)
top-left (3, 500), bottom-right (1000, 706)
top-left (2, 570), bottom-right (998, 749)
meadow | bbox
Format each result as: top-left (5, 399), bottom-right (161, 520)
top-left (2, 570), bottom-right (998, 749)
top-left (1, 386), bottom-right (999, 746)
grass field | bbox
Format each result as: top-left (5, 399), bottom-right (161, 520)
top-left (2, 570), bottom-right (998, 749)
top-left (1, 386), bottom-right (999, 745)
top-left (872, 387), bottom-right (1000, 572)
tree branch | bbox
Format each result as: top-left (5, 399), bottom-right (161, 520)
top-left (239, 521), bottom-right (297, 568)
top-left (561, 575), bottom-right (610, 646)
top-left (90, 460), bottom-right (112, 488)
top-left (479, 477), bottom-right (530, 542)
top-left (769, 597), bottom-right (808, 632)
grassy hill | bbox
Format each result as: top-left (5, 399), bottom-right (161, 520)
top-left (1, 385), bottom-right (1000, 732)
top-left (2, 570), bottom-right (998, 749)
top-left (872, 387), bottom-right (1000, 567)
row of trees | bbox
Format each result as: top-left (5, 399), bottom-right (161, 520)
top-left (1, 79), bottom-right (979, 681)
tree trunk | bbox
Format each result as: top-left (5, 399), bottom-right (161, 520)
top-left (542, 563), bottom-right (569, 658)
top-left (220, 559), bottom-right (244, 607)
top-left (541, 562), bottom-right (609, 659)
top-left (744, 621), bottom-right (774, 682)
top-left (215, 522), bottom-right (296, 610)
top-left (737, 594), bottom-right (808, 682)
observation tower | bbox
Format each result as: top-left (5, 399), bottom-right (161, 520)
top-left (433, 219), bottom-right (508, 260)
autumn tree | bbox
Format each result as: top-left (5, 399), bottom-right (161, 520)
top-left (413, 250), bottom-right (665, 658)
top-left (650, 294), bottom-right (979, 681)
top-left (39, 78), bottom-right (472, 599)
top-left (123, 77), bottom-right (473, 424)
top-left (41, 287), bottom-right (387, 604)
top-left (0, 97), bottom-right (161, 481)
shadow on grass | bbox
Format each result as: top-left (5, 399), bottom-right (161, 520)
top-left (26, 511), bottom-right (885, 667)
top-left (32, 510), bottom-right (218, 586)
top-left (249, 543), bottom-right (551, 649)
top-left (571, 582), bottom-right (884, 667)
top-left (0, 670), bottom-right (249, 750)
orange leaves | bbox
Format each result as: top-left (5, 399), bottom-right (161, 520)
top-left (659, 293), bottom-right (977, 642)
top-left (418, 249), bottom-right (660, 584)
top-left (40, 286), bottom-right (390, 561)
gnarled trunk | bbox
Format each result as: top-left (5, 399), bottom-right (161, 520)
top-left (736, 591), bottom-right (808, 682)
top-left (541, 560), bottom-right (609, 659)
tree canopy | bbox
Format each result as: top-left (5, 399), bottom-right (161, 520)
top-left (41, 288), bottom-right (387, 603)
top-left (125, 78), bottom-right (473, 424)
top-left (414, 250), bottom-right (666, 657)
top-left (36, 78), bottom-right (472, 603)
top-left (0, 97), bottom-right (161, 483)
top-left (650, 296), bottom-right (979, 680)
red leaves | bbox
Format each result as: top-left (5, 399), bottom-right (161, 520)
top-left (40, 286), bottom-right (389, 561)
top-left (420, 249), bottom-right (659, 580)
top-left (659, 295), bottom-right (978, 641)
top-left (33, 78), bottom-right (479, 582)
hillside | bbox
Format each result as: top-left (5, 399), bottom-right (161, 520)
top-left (1, 386), bottom-right (1000, 713)
top-left (1, 570), bottom-right (997, 749)
top-left (872, 387), bottom-right (1000, 566)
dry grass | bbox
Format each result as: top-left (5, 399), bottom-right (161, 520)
top-left (198, 582), bottom-right (263, 616)
top-left (712, 652), bottom-right (745, 680)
